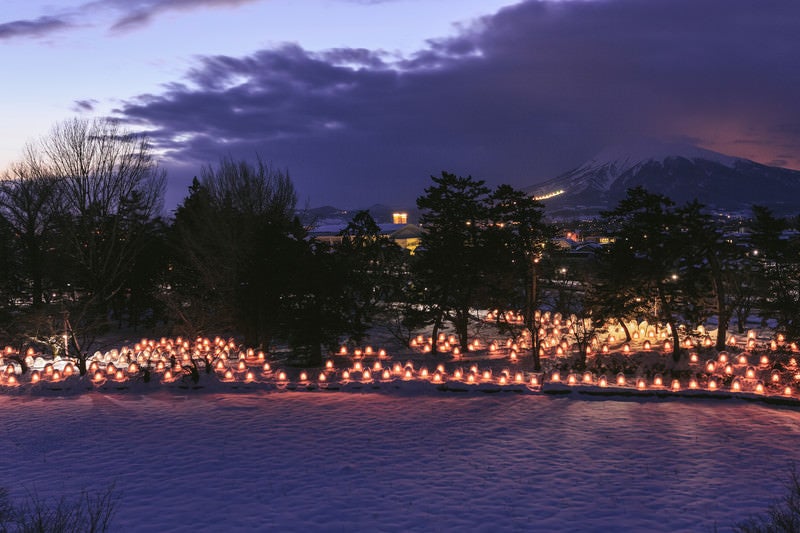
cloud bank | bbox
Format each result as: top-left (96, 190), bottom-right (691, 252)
top-left (114, 0), bottom-right (800, 208)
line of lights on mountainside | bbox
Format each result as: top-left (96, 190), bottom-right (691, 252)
top-left (533, 189), bottom-right (565, 201)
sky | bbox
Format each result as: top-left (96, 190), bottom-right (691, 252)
top-left (1, 0), bottom-right (799, 211)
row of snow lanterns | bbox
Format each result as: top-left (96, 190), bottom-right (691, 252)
top-left (548, 369), bottom-right (794, 396)
top-left (288, 361), bottom-right (531, 386)
top-left (408, 334), bottom-right (485, 356)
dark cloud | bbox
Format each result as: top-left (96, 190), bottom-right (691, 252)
top-left (0, 16), bottom-right (71, 40)
top-left (0, 0), bottom-right (262, 39)
top-left (116, 0), bottom-right (800, 209)
top-left (101, 0), bottom-right (262, 32)
top-left (73, 99), bottom-right (99, 112)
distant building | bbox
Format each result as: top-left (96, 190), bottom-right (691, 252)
top-left (392, 212), bottom-right (408, 224)
top-left (308, 221), bottom-right (423, 253)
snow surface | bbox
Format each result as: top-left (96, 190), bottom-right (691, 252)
top-left (2, 390), bottom-right (798, 532)
top-left (587, 140), bottom-right (742, 175)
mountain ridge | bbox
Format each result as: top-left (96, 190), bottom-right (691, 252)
top-left (526, 142), bottom-right (800, 217)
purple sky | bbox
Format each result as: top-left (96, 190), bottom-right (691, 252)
top-left (2, 0), bottom-right (799, 211)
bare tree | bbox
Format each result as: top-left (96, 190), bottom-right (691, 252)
top-left (0, 160), bottom-right (60, 307)
top-left (19, 117), bottom-right (166, 371)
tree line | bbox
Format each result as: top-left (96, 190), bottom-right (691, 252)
top-left (1, 117), bottom-right (798, 372)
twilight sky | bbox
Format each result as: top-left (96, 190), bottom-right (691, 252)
top-left (1, 0), bottom-right (799, 211)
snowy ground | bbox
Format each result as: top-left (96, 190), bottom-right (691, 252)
top-left (2, 390), bottom-right (798, 532)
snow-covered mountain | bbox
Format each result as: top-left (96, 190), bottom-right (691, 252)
top-left (526, 141), bottom-right (800, 217)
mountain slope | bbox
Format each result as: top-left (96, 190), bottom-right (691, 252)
top-left (526, 141), bottom-right (800, 217)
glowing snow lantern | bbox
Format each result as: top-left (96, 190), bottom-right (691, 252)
top-left (602, 344), bottom-right (609, 354)
top-left (353, 361), bottom-right (362, 371)
top-left (586, 346), bottom-right (593, 356)
top-left (706, 361), bottom-right (716, 373)
top-left (583, 372), bottom-right (593, 384)
top-left (420, 367), bottom-right (429, 378)
top-left (489, 342), bottom-right (498, 351)
top-left (685, 339), bottom-right (693, 348)
top-left (31, 371), bottom-right (41, 383)
top-left (732, 379), bottom-right (742, 392)
top-left (738, 354), bottom-right (748, 365)
top-left (609, 335), bottom-right (616, 344)
top-left (362, 369), bottom-right (371, 380)
top-left (784, 386), bottom-right (793, 396)
top-left (515, 372), bottom-right (523, 383)
top-left (643, 340), bottom-right (651, 350)
top-left (379, 349), bottom-right (387, 357)
top-left (278, 371), bottom-right (287, 381)
top-left (690, 353), bottom-right (699, 363)
top-left (746, 367), bottom-right (756, 379)
top-left (6, 374), bottom-right (16, 385)
top-left (724, 364), bottom-right (733, 375)
top-left (770, 340), bottom-right (778, 351)
top-left (653, 375), bottom-right (663, 387)
top-left (771, 371), bottom-right (780, 383)
top-left (689, 378), bottom-right (698, 389)
top-left (453, 347), bottom-right (461, 356)
top-left (342, 370), bottom-right (350, 380)
top-left (509, 351), bottom-right (517, 361)
top-left (637, 378), bottom-right (646, 390)
top-left (664, 341), bottom-right (672, 352)
top-left (468, 373), bottom-right (476, 383)
top-left (708, 378), bottom-right (718, 390)
top-left (727, 336), bottom-right (737, 347)
top-left (530, 375), bottom-right (539, 386)
top-left (326, 360), bottom-right (334, 369)
top-left (498, 375), bottom-right (507, 385)
top-left (163, 370), bottom-right (173, 380)
top-left (404, 368), bottom-right (413, 379)
top-left (623, 344), bottom-right (630, 354)
top-left (262, 362), bottom-right (271, 372)
top-left (671, 379), bottom-right (681, 391)
top-left (257, 351), bottom-right (265, 361)
top-left (616, 373), bottom-right (626, 386)
top-left (567, 374), bottom-right (577, 385)
top-left (755, 381), bottom-right (765, 394)
top-left (747, 339), bottom-right (756, 349)
top-left (382, 369), bottom-right (390, 380)
top-left (215, 360), bottom-right (225, 371)
top-left (454, 369), bottom-right (463, 379)
top-left (550, 371), bottom-right (560, 383)
top-left (633, 331), bottom-right (640, 340)
top-left (224, 369), bottom-right (233, 380)
top-left (299, 371), bottom-right (308, 381)
top-left (598, 375), bottom-right (608, 387)
top-left (246, 371), bottom-right (255, 382)
top-left (114, 370), bottom-right (124, 381)
top-left (365, 346), bottom-right (373, 355)
top-left (354, 349), bottom-right (362, 357)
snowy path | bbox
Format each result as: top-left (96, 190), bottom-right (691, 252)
top-left (1, 392), bottom-right (799, 532)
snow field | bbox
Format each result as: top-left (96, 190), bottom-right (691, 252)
top-left (1, 391), bottom-right (798, 532)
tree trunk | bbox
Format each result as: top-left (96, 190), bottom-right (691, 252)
top-left (618, 319), bottom-right (632, 342)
